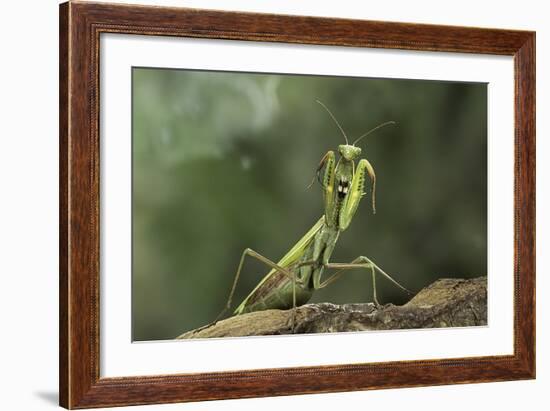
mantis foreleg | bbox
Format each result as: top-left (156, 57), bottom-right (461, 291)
top-left (307, 150), bottom-right (335, 190)
top-left (339, 158), bottom-right (376, 230)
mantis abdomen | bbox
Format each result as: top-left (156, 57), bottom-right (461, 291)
top-left (234, 270), bottom-right (314, 314)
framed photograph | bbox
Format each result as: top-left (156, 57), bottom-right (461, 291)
top-left (59, 1), bottom-right (535, 408)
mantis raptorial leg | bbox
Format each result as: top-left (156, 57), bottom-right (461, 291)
top-left (318, 256), bottom-right (412, 307)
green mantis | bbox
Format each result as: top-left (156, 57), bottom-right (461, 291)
top-left (215, 100), bottom-right (410, 326)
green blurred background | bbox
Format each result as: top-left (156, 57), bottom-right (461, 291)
top-left (132, 67), bottom-right (487, 341)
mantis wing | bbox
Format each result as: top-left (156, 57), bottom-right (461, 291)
top-left (233, 215), bottom-right (325, 314)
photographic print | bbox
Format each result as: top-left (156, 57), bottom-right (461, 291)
top-left (131, 68), bottom-right (488, 341)
top-left (60, 4), bottom-right (535, 406)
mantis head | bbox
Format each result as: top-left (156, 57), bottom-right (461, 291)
top-left (338, 144), bottom-right (362, 161)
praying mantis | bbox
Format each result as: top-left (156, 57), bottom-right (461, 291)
top-left (215, 100), bottom-right (411, 327)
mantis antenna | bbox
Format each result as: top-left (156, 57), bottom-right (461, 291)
top-left (352, 121), bottom-right (396, 145)
top-left (316, 100), bottom-right (349, 145)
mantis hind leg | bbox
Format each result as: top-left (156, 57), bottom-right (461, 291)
top-left (215, 249), bottom-right (316, 329)
top-left (215, 248), bottom-right (294, 323)
top-left (320, 256), bottom-right (412, 307)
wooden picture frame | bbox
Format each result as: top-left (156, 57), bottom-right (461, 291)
top-left (59, 1), bottom-right (535, 408)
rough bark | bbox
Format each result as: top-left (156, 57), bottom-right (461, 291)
top-left (177, 276), bottom-right (487, 339)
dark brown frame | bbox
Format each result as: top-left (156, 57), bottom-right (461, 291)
top-left (59, 1), bottom-right (535, 409)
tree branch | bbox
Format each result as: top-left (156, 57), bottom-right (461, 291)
top-left (177, 276), bottom-right (487, 339)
